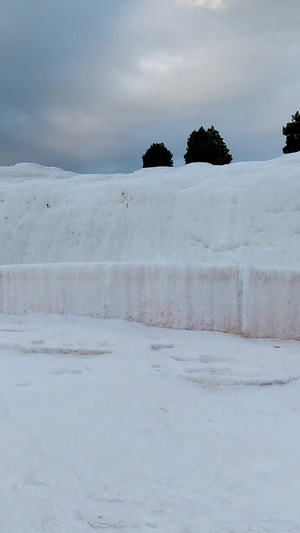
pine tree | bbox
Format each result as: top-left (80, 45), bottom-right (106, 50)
top-left (282, 111), bottom-right (300, 154)
top-left (184, 126), bottom-right (232, 165)
top-left (142, 143), bottom-right (173, 168)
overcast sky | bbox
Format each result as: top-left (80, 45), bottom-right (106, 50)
top-left (0, 0), bottom-right (299, 173)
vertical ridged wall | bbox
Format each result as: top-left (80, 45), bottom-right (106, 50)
top-left (0, 262), bottom-right (299, 339)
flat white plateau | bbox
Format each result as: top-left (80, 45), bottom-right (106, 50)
top-left (0, 313), bottom-right (299, 532)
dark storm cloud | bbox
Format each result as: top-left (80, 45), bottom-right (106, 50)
top-left (1, 0), bottom-right (300, 172)
top-left (0, 0), bottom-right (131, 169)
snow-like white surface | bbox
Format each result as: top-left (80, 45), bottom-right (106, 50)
top-left (0, 262), bottom-right (239, 331)
top-left (1, 313), bottom-right (300, 532)
top-left (1, 154), bottom-right (300, 267)
top-left (1, 262), bottom-right (300, 339)
top-left (1, 155), bottom-right (300, 336)
top-left (1, 157), bottom-right (300, 531)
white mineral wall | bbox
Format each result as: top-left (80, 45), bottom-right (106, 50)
top-left (240, 266), bottom-right (300, 339)
top-left (1, 262), bottom-right (299, 339)
top-left (0, 263), bottom-right (239, 332)
top-left (1, 155), bottom-right (300, 268)
top-left (1, 157), bottom-right (300, 339)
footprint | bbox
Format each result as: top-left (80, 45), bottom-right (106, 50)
top-left (21, 347), bottom-right (112, 356)
top-left (1, 329), bottom-right (25, 333)
top-left (150, 344), bottom-right (173, 352)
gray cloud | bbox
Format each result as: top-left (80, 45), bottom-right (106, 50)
top-left (0, 0), bottom-right (299, 172)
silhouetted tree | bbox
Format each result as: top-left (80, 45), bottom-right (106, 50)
top-left (282, 111), bottom-right (300, 154)
top-left (184, 126), bottom-right (232, 165)
top-left (142, 142), bottom-right (173, 168)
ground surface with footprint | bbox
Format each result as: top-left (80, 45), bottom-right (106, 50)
top-left (0, 313), bottom-right (300, 532)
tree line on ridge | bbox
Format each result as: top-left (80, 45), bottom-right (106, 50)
top-left (142, 111), bottom-right (300, 168)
